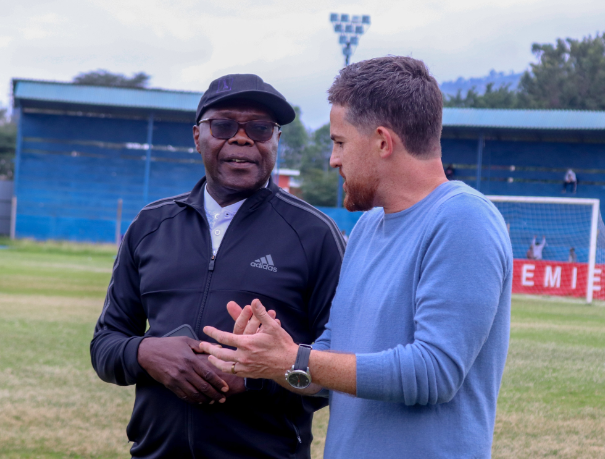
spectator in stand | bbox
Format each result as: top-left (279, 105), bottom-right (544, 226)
top-left (562, 169), bottom-right (577, 193)
top-left (527, 235), bottom-right (546, 260)
top-left (445, 164), bottom-right (455, 180)
top-left (568, 247), bottom-right (577, 263)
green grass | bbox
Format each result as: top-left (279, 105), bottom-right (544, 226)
top-left (0, 237), bottom-right (604, 458)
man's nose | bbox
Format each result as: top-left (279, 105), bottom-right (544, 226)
top-left (329, 150), bottom-right (341, 169)
top-left (227, 127), bottom-right (254, 146)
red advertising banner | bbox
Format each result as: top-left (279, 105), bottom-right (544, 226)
top-left (512, 259), bottom-right (605, 300)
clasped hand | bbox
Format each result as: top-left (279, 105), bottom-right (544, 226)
top-left (137, 301), bottom-right (280, 404)
top-left (200, 299), bottom-right (299, 381)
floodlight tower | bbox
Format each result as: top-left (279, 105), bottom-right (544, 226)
top-left (330, 13), bottom-right (371, 67)
top-left (330, 13), bottom-right (371, 207)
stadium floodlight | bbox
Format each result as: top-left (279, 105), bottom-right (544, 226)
top-left (329, 12), bottom-right (371, 67)
top-left (329, 13), bottom-right (371, 207)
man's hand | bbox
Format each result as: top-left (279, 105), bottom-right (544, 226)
top-left (226, 300), bottom-right (280, 335)
top-left (200, 299), bottom-right (298, 380)
top-left (138, 336), bottom-right (231, 404)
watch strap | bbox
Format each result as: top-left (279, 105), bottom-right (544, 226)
top-left (293, 344), bottom-right (312, 371)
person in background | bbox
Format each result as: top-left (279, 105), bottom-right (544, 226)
top-left (528, 235), bottom-right (547, 260)
top-left (445, 163), bottom-right (455, 180)
top-left (569, 247), bottom-right (577, 263)
top-left (562, 169), bottom-right (577, 193)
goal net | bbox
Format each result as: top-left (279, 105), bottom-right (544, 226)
top-left (487, 196), bottom-right (604, 303)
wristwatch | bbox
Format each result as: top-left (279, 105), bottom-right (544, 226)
top-left (285, 344), bottom-right (312, 389)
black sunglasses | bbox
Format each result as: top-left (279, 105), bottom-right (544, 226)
top-left (199, 118), bottom-right (280, 142)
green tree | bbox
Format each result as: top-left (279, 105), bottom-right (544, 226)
top-left (444, 83), bottom-right (518, 108)
top-left (519, 34), bottom-right (605, 110)
top-left (299, 123), bottom-right (340, 206)
top-left (279, 106), bottom-right (308, 169)
top-left (73, 70), bottom-right (151, 88)
top-left (300, 168), bottom-right (339, 206)
top-left (0, 107), bottom-right (16, 179)
top-left (444, 33), bottom-right (605, 110)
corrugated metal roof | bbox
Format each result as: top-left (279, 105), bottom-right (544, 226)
top-left (13, 79), bottom-right (202, 112)
top-left (443, 108), bottom-right (605, 130)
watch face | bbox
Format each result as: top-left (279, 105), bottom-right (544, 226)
top-left (287, 370), bottom-right (311, 389)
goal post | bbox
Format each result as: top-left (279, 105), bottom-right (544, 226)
top-left (487, 195), bottom-right (602, 303)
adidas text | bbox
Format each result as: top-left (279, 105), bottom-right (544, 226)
top-left (251, 255), bottom-right (278, 273)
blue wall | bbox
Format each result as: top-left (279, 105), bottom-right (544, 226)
top-left (441, 137), bottom-right (605, 203)
top-left (319, 136), bottom-right (605, 240)
top-left (14, 112), bottom-right (605, 244)
top-left (15, 112), bottom-right (204, 242)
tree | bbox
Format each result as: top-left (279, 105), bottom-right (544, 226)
top-left (73, 70), bottom-right (151, 88)
top-left (444, 33), bottom-right (605, 110)
top-left (279, 106), bottom-right (308, 169)
top-left (300, 168), bottom-right (339, 207)
top-left (299, 123), bottom-right (340, 207)
top-left (444, 83), bottom-right (518, 109)
top-left (519, 34), bottom-right (605, 110)
top-left (0, 107), bottom-right (16, 179)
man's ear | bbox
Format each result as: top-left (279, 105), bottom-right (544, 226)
top-left (193, 125), bottom-right (201, 153)
top-left (375, 126), bottom-right (396, 159)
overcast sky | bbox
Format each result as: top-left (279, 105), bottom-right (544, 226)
top-left (1, 0), bottom-right (604, 128)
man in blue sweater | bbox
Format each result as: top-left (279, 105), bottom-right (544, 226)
top-left (200, 56), bottom-right (513, 458)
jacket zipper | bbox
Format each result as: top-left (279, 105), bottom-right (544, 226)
top-left (194, 254), bottom-right (215, 333)
top-left (187, 192), bottom-right (261, 457)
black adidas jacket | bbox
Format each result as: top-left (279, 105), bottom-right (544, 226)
top-left (90, 177), bottom-right (345, 459)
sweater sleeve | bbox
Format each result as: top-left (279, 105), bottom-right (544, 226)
top-left (355, 195), bottom-right (511, 405)
top-left (90, 226), bottom-right (149, 386)
top-left (312, 321), bottom-right (332, 351)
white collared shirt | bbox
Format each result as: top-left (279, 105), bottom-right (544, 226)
top-left (203, 185), bottom-right (246, 256)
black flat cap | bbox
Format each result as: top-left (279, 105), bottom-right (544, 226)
top-left (195, 74), bottom-right (296, 126)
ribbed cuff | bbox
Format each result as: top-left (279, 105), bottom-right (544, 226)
top-left (355, 352), bottom-right (387, 400)
top-left (123, 336), bottom-right (148, 385)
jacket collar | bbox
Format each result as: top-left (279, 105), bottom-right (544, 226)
top-left (175, 176), bottom-right (279, 215)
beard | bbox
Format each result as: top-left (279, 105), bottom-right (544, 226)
top-left (343, 168), bottom-right (379, 212)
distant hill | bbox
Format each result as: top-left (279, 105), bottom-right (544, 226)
top-left (440, 70), bottom-right (523, 97)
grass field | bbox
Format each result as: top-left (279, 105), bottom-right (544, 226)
top-left (0, 237), bottom-right (604, 458)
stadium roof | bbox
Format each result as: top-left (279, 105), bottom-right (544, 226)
top-left (443, 108), bottom-right (605, 131)
top-left (12, 79), bottom-right (605, 131)
top-left (12, 79), bottom-right (202, 115)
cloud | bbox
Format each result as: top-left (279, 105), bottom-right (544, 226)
top-left (1, 0), bottom-right (605, 127)
top-left (0, 37), bottom-right (13, 48)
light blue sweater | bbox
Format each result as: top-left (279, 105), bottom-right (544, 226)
top-left (314, 181), bottom-right (512, 459)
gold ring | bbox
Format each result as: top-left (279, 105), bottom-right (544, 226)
top-left (231, 362), bottom-right (237, 375)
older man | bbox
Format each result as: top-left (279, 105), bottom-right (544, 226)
top-left (201, 57), bottom-right (513, 459)
top-left (90, 74), bottom-right (345, 458)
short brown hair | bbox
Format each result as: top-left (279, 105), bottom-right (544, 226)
top-left (328, 56), bottom-right (442, 157)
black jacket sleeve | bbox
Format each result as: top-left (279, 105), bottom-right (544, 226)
top-left (90, 227), bottom-right (148, 386)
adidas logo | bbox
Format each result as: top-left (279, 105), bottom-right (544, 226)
top-left (250, 255), bottom-right (278, 272)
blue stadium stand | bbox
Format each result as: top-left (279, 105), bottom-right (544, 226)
top-left (12, 80), bottom-right (204, 242)
top-left (10, 79), bottom-right (605, 243)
